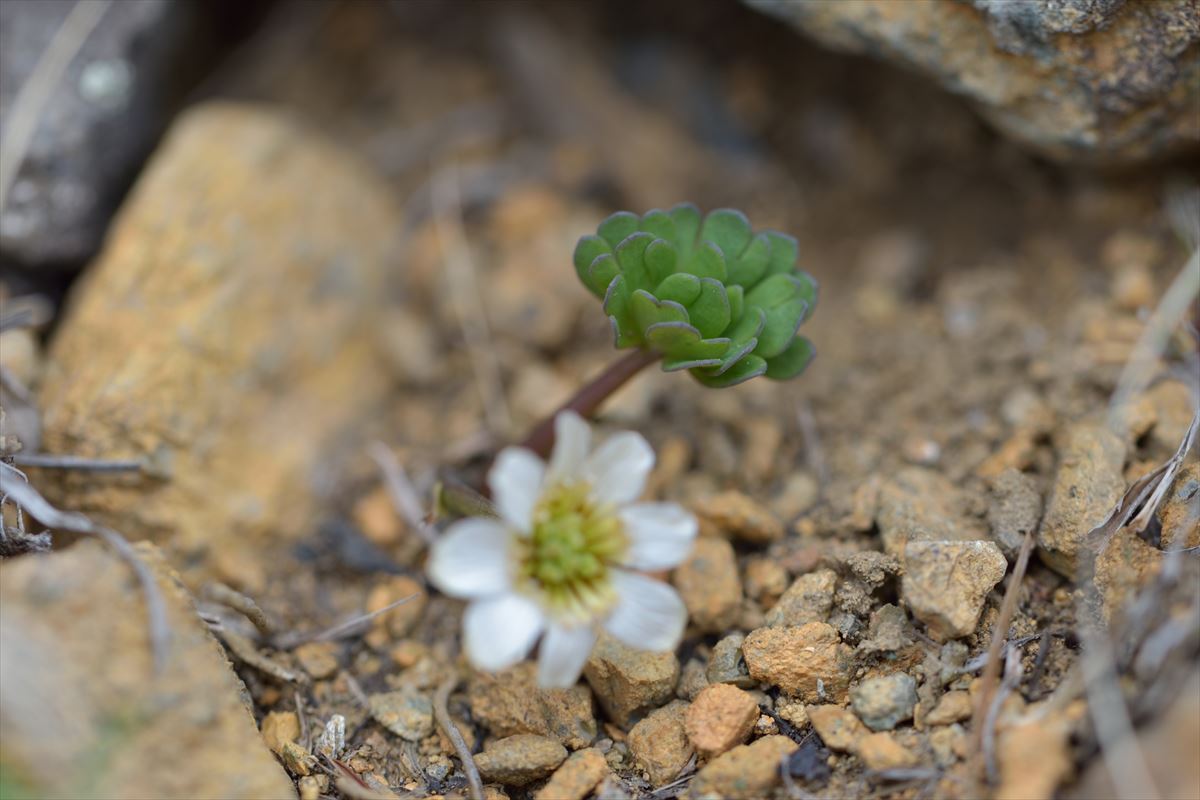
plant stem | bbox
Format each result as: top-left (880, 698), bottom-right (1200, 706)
top-left (520, 348), bottom-right (661, 458)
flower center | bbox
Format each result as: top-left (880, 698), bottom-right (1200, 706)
top-left (518, 482), bottom-right (627, 619)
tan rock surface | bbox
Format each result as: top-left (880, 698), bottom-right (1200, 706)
top-left (584, 634), bottom-right (679, 728)
top-left (36, 102), bottom-right (400, 582)
top-left (468, 662), bottom-right (596, 749)
top-left (627, 700), bottom-right (693, 787)
top-left (686, 735), bottom-right (797, 800)
top-left (743, 622), bottom-right (855, 702)
top-left (672, 537), bottom-right (743, 633)
top-left (684, 684), bottom-right (760, 757)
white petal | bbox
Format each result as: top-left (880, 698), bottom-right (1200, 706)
top-left (618, 503), bottom-right (697, 570)
top-left (537, 623), bottom-right (597, 688)
top-left (427, 518), bottom-right (513, 598)
top-left (488, 447), bottom-right (545, 531)
top-left (603, 570), bottom-right (687, 652)
top-left (581, 432), bottom-right (654, 505)
top-left (463, 593), bottom-right (545, 672)
top-left (547, 411), bottom-right (591, 482)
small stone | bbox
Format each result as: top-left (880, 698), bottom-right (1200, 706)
top-left (975, 432), bottom-right (1037, 480)
top-left (925, 691), bottom-right (972, 726)
top-left (693, 491), bottom-right (784, 544)
top-left (876, 467), bottom-right (987, 556)
top-left (857, 604), bottom-right (912, 655)
top-left (771, 472), bottom-right (820, 521)
top-left (366, 575), bottom-right (427, 643)
top-left (261, 711), bottom-right (301, 755)
top-left (1039, 422), bottom-right (1127, 576)
top-left (1095, 527), bottom-right (1163, 623)
top-left (280, 740), bottom-right (316, 777)
top-left (584, 634), bottom-right (679, 728)
top-left (1159, 460), bottom-right (1200, 551)
top-left (474, 734), bottom-right (567, 787)
top-left (686, 735), bottom-right (797, 800)
top-left (1112, 265), bottom-right (1155, 311)
top-left (741, 417), bottom-right (784, 482)
top-left (753, 714), bottom-right (778, 736)
top-left (533, 747), bottom-right (608, 800)
top-left (742, 623), bottom-right (855, 702)
top-left (1145, 380), bottom-right (1195, 454)
top-left (627, 701), bottom-right (693, 787)
top-left (843, 551), bottom-right (900, 589)
top-left (294, 641), bottom-right (340, 680)
top-left (850, 674), bottom-right (918, 731)
top-left (742, 557), bottom-right (790, 604)
top-left (468, 662), bottom-right (597, 749)
top-left (672, 537), bottom-right (743, 633)
top-left (987, 469), bottom-right (1043, 558)
top-left (929, 724), bottom-right (968, 767)
top-left (706, 633), bottom-right (754, 688)
top-left (766, 568), bottom-right (837, 627)
top-left (901, 540), bottom-right (1008, 640)
top-left (808, 705), bottom-right (868, 753)
top-left (775, 699), bottom-right (809, 730)
top-left (352, 485), bottom-right (404, 547)
top-left (684, 684), bottom-right (760, 757)
top-left (678, 657), bottom-right (711, 700)
top-left (369, 688), bottom-right (434, 741)
top-left (995, 720), bottom-right (1071, 800)
top-left (855, 732), bottom-right (918, 771)
top-left (297, 775), bottom-right (329, 800)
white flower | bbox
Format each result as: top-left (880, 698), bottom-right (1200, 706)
top-left (427, 411), bottom-right (697, 688)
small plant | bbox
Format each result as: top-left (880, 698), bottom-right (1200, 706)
top-left (427, 412), bottom-right (695, 687)
top-left (574, 203), bottom-right (818, 387)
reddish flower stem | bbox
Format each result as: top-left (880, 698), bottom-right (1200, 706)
top-left (520, 348), bottom-right (661, 458)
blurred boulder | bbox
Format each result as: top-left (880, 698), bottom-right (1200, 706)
top-left (36, 102), bottom-right (400, 586)
top-left (745, 0), bottom-right (1199, 165)
top-left (0, 1), bottom-right (253, 269)
top-left (0, 539), bottom-right (295, 798)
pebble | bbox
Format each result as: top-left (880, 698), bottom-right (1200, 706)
top-left (533, 747), bottom-right (608, 800)
top-left (1039, 422), bottom-right (1127, 576)
top-left (741, 417), bottom-right (784, 483)
top-left (857, 604), bottom-right (912, 655)
top-left (678, 657), bottom-right (711, 699)
top-left (672, 537), bottom-right (743, 633)
top-left (842, 551), bottom-right (900, 589)
top-left (369, 688), bottom-right (434, 741)
top-left (995, 719), bottom-right (1071, 800)
top-left (901, 540), bottom-right (1008, 640)
top-left (765, 568), bottom-right (837, 627)
top-left (855, 732), bottom-right (918, 771)
top-left (474, 735), bottom-right (568, 787)
top-left (280, 741), bottom-right (316, 776)
top-left (584, 634), bottom-right (679, 728)
top-left (742, 622), bottom-right (855, 702)
top-left (850, 674), bottom-right (918, 731)
top-left (261, 711), bottom-right (301, 755)
top-left (684, 684), bottom-right (760, 757)
top-left (771, 472), bottom-right (820, 521)
top-left (807, 705), bottom-right (867, 753)
top-left (1159, 460), bottom-right (1200, 551)
top-left (294, 641), bottom-right (340, 680)
top-left (706, 633), bottom-right (755, 688)
top-left (928, 724), bottom-right (968, 767)
top-left (742, 557), bottom-right (790, 604)
top-left (1095, 527), bottom-right (1163, 623)
top-left (987, 468), bottom-right (1043, 558)
top-left (627, 700), bottom-right (693, 787)
top-left (924, 690), bottom-right (973, 726)
top-left (875, 467), bottom-right (986, 556)
top-left (692, 490), bottom-right (784, 544)
top-left (686, 735), bottom-right (797, 800)
top-left (366, 575), bottom-right (428, 645)
top-left (469, 662), bottom-right (597, 749)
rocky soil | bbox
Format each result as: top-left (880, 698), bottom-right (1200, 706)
top-left (1, 2), bottom-right (1198, 800)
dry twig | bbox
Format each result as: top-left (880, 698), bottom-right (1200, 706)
top-left (272, 593), bottom-right (418, 650)
top-left (367, 442), bottom-right (437, 546)
top-left (434, 675), bottom-right (484, 800)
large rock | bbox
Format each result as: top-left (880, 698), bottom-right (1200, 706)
top-left (36, 103), bottom-right (399, 585)
top-left (746, 0), bottom-right (1199, 164)
top-left (0, 2), bottom-right (237, 267)
top-left (0, 539), bottom-right (295, 798)
top-left (901, 540), bottom-right (1008, 640)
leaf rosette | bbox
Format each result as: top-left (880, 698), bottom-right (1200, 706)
top-left (574, 204), bottom-right (818, 387)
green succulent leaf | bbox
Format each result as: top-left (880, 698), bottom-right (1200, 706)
top-left (687, 278), bottom-right (731, 339)
top-left (695, 354), bottom-right (768, 388)
top-left (598, 211), bottom-right (639, 248)
top-left (644, 238), bottom-right (679, 287)
top-left (574, 235), bottom-right (612, 297)
top-left (575, 205), bottom-right (818, 386)
top-left (700, 208), bottom-right (752, 260)
top-left (668, 202), bottom-right (702, 256)
top-left (728, 233), bottom-right (770, 288)
top-left (684, 240), bottom-right (727, 282)
top-left (764, 336), bottom-right (815, 380)
top-left (655, 273), bottom-right (703, 306)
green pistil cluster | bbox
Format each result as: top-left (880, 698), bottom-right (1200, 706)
top-left (520, 482), bottom-right (626, 615)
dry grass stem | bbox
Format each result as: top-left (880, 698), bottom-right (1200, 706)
top-left (273, 594), bottom-right (419, 650)
top-left (432, 162), bottom-right (513, 437)
top-left (204, 582), bottom-right (277, 639)
top-left (367, 442), bottom-right (437, 545)
top-left (434, 675), bottom-right (484, 800)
